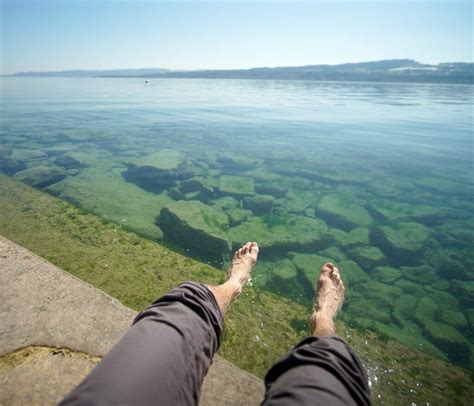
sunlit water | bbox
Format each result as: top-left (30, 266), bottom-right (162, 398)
top-left (1, 77), bottom-right (473, 370)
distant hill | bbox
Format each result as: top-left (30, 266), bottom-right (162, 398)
top-left (8, 60), bottom-right (474, 84)
top-left (10, 68), bottom-right (170, 77)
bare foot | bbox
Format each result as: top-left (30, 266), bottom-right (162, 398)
top-left (208, 242), bottom-right (259, 313)
top-left (228, 242), bottom-right (259, 291)
top-left (310, 262), bottom-right (345, 337)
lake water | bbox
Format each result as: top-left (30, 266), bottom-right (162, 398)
top-left (0, 77), bottom-right (473, 369)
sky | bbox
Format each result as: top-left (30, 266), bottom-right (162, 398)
top-left (0, 0), bottom-right (472, 74)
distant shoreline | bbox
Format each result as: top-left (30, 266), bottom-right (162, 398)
top-left (4, 59), bottom-right (473, 85)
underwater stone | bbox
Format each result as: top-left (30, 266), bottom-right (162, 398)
top-left (338, 260), bottom-right (369, 285)
top-left (217, 154), bottom-right (261, 172)
top-left (339, 227), bottom-right (370, 247)
top-left (371, 266), bottom-right (402, 284)
top-left (319, 247), bottom-right (347, 263)
top-left (13, 165), bottom-right (66, 188)
top-left (179, 177), bottom-right (214, 195)
top-left (414, 297), bottom-right (438, 329)
top-left (123, 149), bottom-right (189, 193)
top-left (272, 259), bottom-right (298, 280)
top-left (10, 148), bottom-right (47, 161)
top-left (289, 252), bottom-right (335, 285)
top-left (348, 246), bottom-right (385, 268)
top-left (0, 153), bottom-right (26, 175)
top-left (423, 320), bottom-right (470, 363)
top-left (255, 183), bottom-right (288, 198)
top-left (218, 175), bottom-right (255, 197)
top-left (357, 280), bottom-right (402, 308)
top-left (54, 154), bottom-right (83, 170)
top-left (373, 222), bottom-right (430, 261)
top-left (225, 208), bottom-right (252, 226)
top-left (228, 215), bottom-right (331, 256)
top-left (394, 279), bottom-right (425, 295)
top-left (242, 195), bottom-right (275, 214)
top-left (317, 194), bottom-right (373, 230)
top-left (401, 265), bottom-right (438, 285)
top-left (392, 294), bottom-right (417, 327)
top-left (211, 196), bottom-right (240, 210)
top-left (436, 309), bottom-right (468, 330)
top-left (449, 280), bottom-right (474, 307)
top-left (345, 293), bottom-right (392, 324)
top-left (157, 200), bottom-right (231, 261)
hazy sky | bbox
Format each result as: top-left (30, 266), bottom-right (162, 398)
top-left (0, 0), bottom-right (472, 74)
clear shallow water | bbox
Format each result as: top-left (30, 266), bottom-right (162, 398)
top-left (1, 77), bottom-right (473, 367)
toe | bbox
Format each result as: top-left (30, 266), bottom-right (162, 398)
top-left (321, 262), bottom-right (334, 275)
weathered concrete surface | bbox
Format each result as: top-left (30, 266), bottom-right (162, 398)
top-left (0, 235), bottom-right (263, 405)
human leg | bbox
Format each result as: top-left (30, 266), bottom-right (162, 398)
top-left (60, 242), bottom-right (258, 406)
top-left (262, 263), bottom-right (371, 406)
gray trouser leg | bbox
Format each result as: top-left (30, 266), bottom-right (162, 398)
top-left (60, 282), bottom-right (223, 406)
top-left (262, 336), bottom-right (371, 406)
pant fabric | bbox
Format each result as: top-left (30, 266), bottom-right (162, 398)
top-left (61, 282), bottom-right (371, 406)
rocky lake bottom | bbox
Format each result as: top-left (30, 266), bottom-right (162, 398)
top-left (0, 78), bottom-right (473, 373)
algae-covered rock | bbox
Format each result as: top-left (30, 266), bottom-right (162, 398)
top-left (272, 259), bottom-right (298, 280)
top-left (317, 194), bottom-right (373, 230)
top-left (284, 189), bottom-right (318, 213)
top-left (10, 148), bottom-right (47, 161)
top-left (255, 183), bottom-right (288, 198)
top-left (395, 279), bottom-right (425, 295)
top-left (217, 154), bottom-right (261, 172)
top-left (211, 196), bottom-right (239, 210)
top-left (369, 200), bottom-right (444, 223)
top-left (329, 227), bottom-right (370, 247)
top-left (228, 215), bottom-right (330, 255)
top-left (348, 246), bottom-right (385, 268)
top-left (414, 297), bottom-right (438, 328)
top-left (449, 280), bottom-right (474, 307)
top-left (226, 208), bottom-right (252, 226)
top-left (179, 177), bottom-right (214, 195)
top-left (242, 195), bottom-right (275, 214)
top-left (345, 293), bottom-right (392, 324)
top-left (123, 150), bottom-right (189, 193)
top-left (436, 309), bottom-right (468, 330)
top-left (357, 280), bottom-right (402, 308)
top-left (392, 294), bottom-right (417, 327)
top-left (319, 247), bottom-right (347, 263)
top-left (401, 265), bottom-right (438, 285)
top-left (423, 320), bottom-right (470, 363)
top-left (13, 165), bottom-right (66, 188)
top-left (339, 260), bottom-right (369, 285)
top-left (54, 154), bottom-right (84, 170)
top-left (157, 200), bottom-right (230, 261)
top-left (373, 222), bottom-right (430, 260)
top-left (371, 266), bottom-right (402, 284)
top-left (289, 252), bottom-right (331, 282)
top-left (218, 175), bottom-right (255, 197)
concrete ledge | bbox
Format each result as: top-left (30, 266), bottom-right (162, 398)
top-left (0, 235), bottom-right (263, 405)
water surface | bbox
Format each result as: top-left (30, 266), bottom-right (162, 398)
top-left (1, 77), bottom-right (473, 368)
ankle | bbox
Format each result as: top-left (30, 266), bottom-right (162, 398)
top-left (310, 311), bottom-right (335, 337)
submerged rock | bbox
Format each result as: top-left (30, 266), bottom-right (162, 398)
top-left (179, 177), bottom-right (215, 195)
top-left (123, 150), bottom-right (189, 193)
top-left (348, 246), bottom-right (385, 268)
top-left (371, 266), bottom-right (402, 284)
top-left (157, 200), bottom-right (231, 261)
top-left (449, 280), bottom-right (474, 307)
top-left (401, 265), bottom-right (438, 285)
top-left (316, 194), bottom-right (373, 230)
top-left (272, 259), bottom-right (298, 280)
top-left (13, 165), bottom-right (66, 188)
top-left (423, 320), bottom-right (470, 363)
top-left (255, 183), bottom-right (288, 198)
top-left (218, 175), bottom-right (255, 198)
top-left (372, 222), bottom-right (431, 262)
top-left (436, 309), bottom-right (468, 330)
top-left (242, 195), bottom-right (275, 214)
top-left (228, 215), bottom-right (331, 256)
top-left (330, 227), bottom-right (370, 248)
top-left (225, 208), bottom-right (252, 227)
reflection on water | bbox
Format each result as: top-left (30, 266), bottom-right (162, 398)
top-left (1, 77), bottom-right (473, 369)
